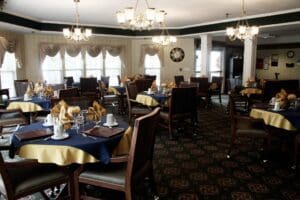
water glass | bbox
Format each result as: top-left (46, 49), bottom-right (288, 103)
top-left (75, 115), bottom-right (84, 133)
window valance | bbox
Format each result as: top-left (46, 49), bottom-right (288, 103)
top-left (0, 37), bottom-right (21, 68)
top-left (139, 44), bottom-right (163, 68)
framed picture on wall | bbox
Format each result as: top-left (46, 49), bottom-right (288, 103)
top-left (271, 54), bottom-right (279, 67)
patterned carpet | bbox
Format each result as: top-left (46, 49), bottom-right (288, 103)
top-left (2, 99), bottom-right (300, 200)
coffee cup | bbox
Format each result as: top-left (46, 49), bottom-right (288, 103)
top-left (106, 113), bottom-right (114, 126)
top-left (274, 101), bottom-right (280, 111)
top-left (270, 97), bottom-right (276, 105)
top-left (54, 124), bottom-right (63, 138)
top-left (44, 114), bottom-right (53, 125)
top-left (147, 88), bottom-right (151, 94)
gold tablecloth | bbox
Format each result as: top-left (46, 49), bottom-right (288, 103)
top-left (108, 87), bottom-right (120, 95)
top-left (18, 126), bottom-right (133, 166)
top-left (136, 94), bottom-right (159, 107)
top-left (240, 88), bottom-right (262, 96)
top-left (7, 102), bottom-right (43, 113)
top-left (250, 108), bottom-right (296, 131)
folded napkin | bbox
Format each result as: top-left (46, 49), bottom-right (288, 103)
top-left (43, 85), bottom-right (54, 97)
top-left (167, 81), bottom-right (176, 89)
top-left (34, 82), bottom-right (44, 94)
top-left (112, 126), bottom-right (133, 156)
top-left (86, 101), bottom-right (106, 121)
top-left (84, 127), bottom-right (124, 138)
top-left (151, 81), bottom-right (157, 91)
top-left (51, 100), bottom-right (79, 129)
top-left (16, 129), bottom-right (52, 141)
top-left (25, 84), bottom-right (34, 97)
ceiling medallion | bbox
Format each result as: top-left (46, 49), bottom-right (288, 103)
top-left (226, 0), bottom-right (259, 41)
top-left (63, 0), bottom-right (92, 42)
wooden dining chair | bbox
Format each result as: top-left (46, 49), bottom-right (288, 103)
top-left (125, 81), bottom-right (151, 124)
top-left (160, 87), bottom-right (197, 139)
top-left (190, 77), bottom-right (211, 107)
top-left (227, 93), bottom-right (271, 160)
top-left (76, 107), bottom-right (161, 200)
top-left (14, 79), bottom-right (29, 97)
top-left (174, 75), bottom-right (184, 87)
top-left (63, 76), bottom-right (74, 88)
top-left (210, 76), bottom-right (223, 104)
top-left (80, 77), bottom-right (100, 98)
top-left (58, 87), bottom-right (79, 98)
top-left (0, 155), bottom-right (74, 200)
top-left (293, 133), bottom-right (300, 169)
top-left (0, 108), bottom-right (29, 135)
top-left (134, 79), bottom-right (153, 93)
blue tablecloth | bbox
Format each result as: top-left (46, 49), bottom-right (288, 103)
top-left (142, 92), bottom-right (169, 105)
top-left (272, 109), bottom-right (300, 130)
top-left (10, 119), bottom-right (128, 164)
top-left (112, 86), bottom-right (126, 95)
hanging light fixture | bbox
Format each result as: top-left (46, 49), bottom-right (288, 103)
top-left (152, 21), bottom-right (177, 46)
top-left (116, 0), bottom-right (166, 31)
top-left (226, 0), bottom-right (259, 41)
top-left (63, 0), bottom-right (92, 42)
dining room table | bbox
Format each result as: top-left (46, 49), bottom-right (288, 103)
top-left (136, 91), bottom-right (170, 107)
top-left (9, 118), bottom-right (132, 166)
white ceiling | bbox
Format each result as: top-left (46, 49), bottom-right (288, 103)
top-left (3, 0), bottom-right (300, 28)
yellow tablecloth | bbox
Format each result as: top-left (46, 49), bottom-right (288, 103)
top-left (240, 88), bottom-right (262, 96)
top-left (108, 87), bottom-right (120, 95)
top-left (136, 94), bottom-right (159, 107)
top-left (7, 102), bottom-right (43, 113)
top-left (18, 126), bottom-right (133, 166)
top-left (250, 108), bottom-right (296, 131)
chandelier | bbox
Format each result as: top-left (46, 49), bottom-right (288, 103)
top-left (63, 0), bottom-right (92, 42)
top-left (152, 23), bottom-right (177, 46)
top-left (116, 0), bottom-right (166, 30)
top-left (226, 0), bottom-right (259, 41)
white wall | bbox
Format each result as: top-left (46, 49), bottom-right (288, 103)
top-left (131, 38), bottom-right (195, 83)
top-left (256, 48), bottom-right (300, 81)
top-left (23, 33), bottom-right (132, 82)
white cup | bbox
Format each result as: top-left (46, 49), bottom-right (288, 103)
top-left (45, 114), bottom-right (53, 125)
top-left (147, 88), bottom-right (151, 94)
top-left (54, 124), bottom-right (63, 138)
top-left (274, 101), bottom-right (280, 111)
top-left (54, 90), bottom-right (58, 98)
top-left (106, 113), bottom-right (114, 126)
top-left (270, 97), bottom-right (276, 105)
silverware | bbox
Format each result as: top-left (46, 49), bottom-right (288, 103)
top-left (44, 136), bottom-right (51, 141)
top-left (81, 132), bottom-right (96, 140)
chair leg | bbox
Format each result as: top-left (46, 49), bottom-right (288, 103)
top-left (125, 187), bottom-right (132, 200)
top-left (227, 132), bottom-right (235, 158)
top-left (219, 93), bottom-right (222, 104)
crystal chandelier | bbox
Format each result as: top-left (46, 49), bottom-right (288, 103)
top-left (116, 0), bottom-right (166, 31)
top-left (152, 22), bottom-right (177, 46)
top-left (63, 0), bottom-right (92, 42)
top-left (226, 0), bottom-right (259, 41)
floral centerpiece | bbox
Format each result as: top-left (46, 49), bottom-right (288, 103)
top-left (275, 89), bottom-right (297, 109)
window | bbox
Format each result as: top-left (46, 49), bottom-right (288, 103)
top-left (65, 53), bottom-right (84, 82)
top-left (195, 49), bottom-right (201, 77)
top-left (144, 54), bottom-right (161, 85)
top-left (209, 50), bottom-right (223, 79)
top-left (86, 52), bottom-right (103, 79)
top-left (0, 52), bottom-right (17, 96)
top-left (105, 52), bottom-right (121, 86)
top-left (41, 52), bottom-right (63, 84)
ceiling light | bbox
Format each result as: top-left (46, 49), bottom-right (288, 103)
top-left (63, 0), bottom-right (92, 42)
top-left (152, 22), bottom-right (177, 46)
top-left (226, 0), bottom-right (259, 41)
top-left (116, 0), bottom-right (166, 31)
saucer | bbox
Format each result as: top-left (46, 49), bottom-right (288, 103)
top-left (103, 122), bottom-right (118, 127)
top-left (24, 98), bottom-right (32, 101)
top-left (51, 133), bottom-right (69, 140)
top-left (42, 122), bottom-right (53, 127)
top-left (144, 91), bottom-right (154, 95)
top-left (272, 108), bottom-right (284, 111)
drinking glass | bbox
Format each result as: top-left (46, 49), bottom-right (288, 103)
top-left (75, 115), bottom-right (84, 134)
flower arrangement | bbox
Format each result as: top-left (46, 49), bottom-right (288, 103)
top-left (275, 89), bottom-right (297, 109)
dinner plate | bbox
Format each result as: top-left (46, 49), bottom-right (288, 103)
top-left (42, 122), bottom-right (53, 127)
top-left (51, 133), bottom-right (69, 140)
top-left (103, 122), bottom-right (118, 127)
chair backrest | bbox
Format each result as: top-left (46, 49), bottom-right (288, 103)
top-left (143, 74), bottom-right (156, 83)
top-left (117, 75), bottom-right (121, 86)
top-left (0, 152), bottom-right (14, 198)
top-left (229, 93), bottom-right (249, 117)
top-left (125, 81), bottom-right (138, 100)
top-left (63, 76), bottom-right (74, 88)
top-left (179, 82), bottom-right (198, 88)
top-left (100, 76), bottom-right (110, 89)
top-left (169, 87), bottom-right (197, 116)
top-left (126, 107), bottom-right (160, 186)
top-left (174, 75), bottom-right (184, 87)
top-left (59, 88), bottom-right (79, 98)
top-left (14, 79), bottom-right (29, 96)
top-left (134, 79), bottom-right (152, 93)
top-left (211, 76), bottom-right (223, 89)
top-left (190, 77), bottom-right (209, 93)
top-left (80, 77), bottom-right (99, 97)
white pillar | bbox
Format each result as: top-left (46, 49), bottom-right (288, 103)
top-left (200, 34), bottom-right (212, 77)
top-left (242, 37), bottom-right (257, 86)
